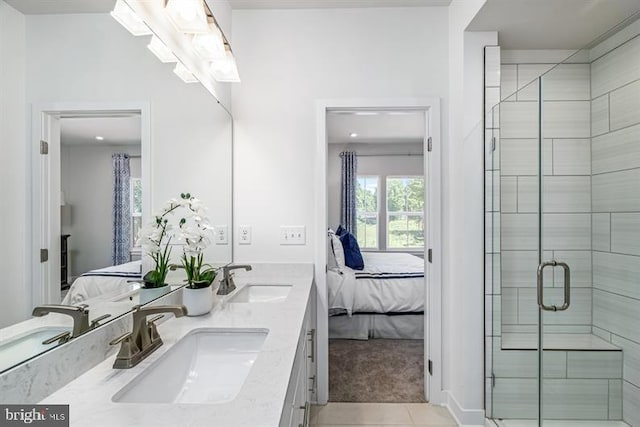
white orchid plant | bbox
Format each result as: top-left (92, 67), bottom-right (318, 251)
top-left (138, 192), bottom-right (217, 289)
top-left (176, 193), bottom-right (217, 289)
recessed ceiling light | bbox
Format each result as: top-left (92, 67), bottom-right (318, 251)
top-left (95, 136), bottom-right (104, 141)
top-left (349, 133), bottom-right (358, 138)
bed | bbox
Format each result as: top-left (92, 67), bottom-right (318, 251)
top-left (61, 260), bottom-right (142, 305)
top-left (327, 252), bottom-right (425, 339)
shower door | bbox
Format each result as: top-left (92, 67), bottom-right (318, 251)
top-left (488, 62), bottom-right (625, 426)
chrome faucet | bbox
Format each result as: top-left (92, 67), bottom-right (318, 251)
top-left (217, 264), bottom-right (252, 295)
top-left (32, 304), bottom-right (91, 338)
top-left (109, 304), bottom-right (187, 369)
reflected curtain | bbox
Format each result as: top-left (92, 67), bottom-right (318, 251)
top-left (340, 151), bottom-right (357, 235)
top-left (112, 153), bottom-right (131, 265)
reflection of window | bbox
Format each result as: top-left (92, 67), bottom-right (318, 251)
top-left (386, 177), bottom-right (424, 249)
top-left (356, 176), bottom-right (379, 249)
top-left (130, 178), bottom-right (142, 248)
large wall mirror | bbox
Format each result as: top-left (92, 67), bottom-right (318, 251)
top-left (0, 1), bottom-right (233, 373)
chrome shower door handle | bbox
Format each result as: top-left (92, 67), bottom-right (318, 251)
top-left (537, 260), bottom-right (570, 312)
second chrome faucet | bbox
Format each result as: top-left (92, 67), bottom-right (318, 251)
top-left (110, 304), bottom-right (187, 369)
top-left (217, 264), bottom-right (252, 295)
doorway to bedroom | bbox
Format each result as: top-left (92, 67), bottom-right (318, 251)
top-left (32, 105), bottom-right (150, 309)
top-left (326, 108), bottom-right (428, 403)
top-left (59, 113), bottom-right (143, 301)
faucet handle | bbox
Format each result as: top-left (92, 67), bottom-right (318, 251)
top-left (147, 315), bottom-right (164, 342)
top-left (148, 314), bottom-right (164, 324)
top-left (42, 331), bottom-right (71, 345)
top-left (110, 332), bottom-right (133, 346)
top-left (90, 314), bottom-right (112, 329)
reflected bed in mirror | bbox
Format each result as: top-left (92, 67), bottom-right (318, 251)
top-left (0, 3), bottom-right (233, 375)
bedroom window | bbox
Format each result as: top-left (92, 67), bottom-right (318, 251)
top-left (386, 176), bottom-right (424, 249)
top-left (356, 175), bottom-right (379, 249)
top-left (130, 177), bottom-right (142, 248)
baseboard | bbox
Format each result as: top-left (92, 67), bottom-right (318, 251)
top-left (443, 390), bottom-right (486, 427)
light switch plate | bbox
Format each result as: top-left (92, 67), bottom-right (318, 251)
top-left (280, 226), bottom-right (306, 245)
top-left (239, 225), bottom-right (251, 245)
top-left (214, 225), bottom-right (228, 245)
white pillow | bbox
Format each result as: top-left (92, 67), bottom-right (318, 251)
top-left (328, 229), bottom-right (345, 271)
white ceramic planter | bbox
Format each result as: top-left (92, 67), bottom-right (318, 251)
top-left (182, 286), bottom-right (213, 316)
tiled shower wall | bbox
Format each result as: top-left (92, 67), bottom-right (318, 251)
top-left (589, 34), bottom-right (640, 427)
top-left (499, 58), bottom-right (593, 335)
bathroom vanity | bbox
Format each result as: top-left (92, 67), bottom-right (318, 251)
top-left (41, 264), bottom-right (316, 427)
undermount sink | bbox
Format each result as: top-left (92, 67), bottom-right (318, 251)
top-left (230, 284), bottom-right (292, 303)
top-left (112, 328), bottom-right (268, 404)
top-left (0, 327), bottom-right (71, 372)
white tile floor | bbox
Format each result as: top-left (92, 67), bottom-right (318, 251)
top-left (310, 402), bottom-right (458, 426)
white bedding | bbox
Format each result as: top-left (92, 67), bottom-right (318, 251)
top-left (61, 261), bottom-right (142, 305)
top-left (327, 252), bottom-right (425, 316)
top-left (329, 313), bottom-right (424, 340)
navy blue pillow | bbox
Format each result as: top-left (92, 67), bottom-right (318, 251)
top-left (339, 230), bottom-right (364, 270)
top-left (335, 224), bottom-right (346, 237)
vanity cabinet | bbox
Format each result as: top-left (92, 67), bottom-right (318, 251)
top-left (280, 288), bottom-right (316, 427)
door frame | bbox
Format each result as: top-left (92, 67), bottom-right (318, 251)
top-left (314, 97), bottom-right (444, 404)
top-left (30, 102), bottom-right (151, 308)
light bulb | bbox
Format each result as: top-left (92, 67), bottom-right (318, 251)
top-left (192, 25), bottom-right (226, 61)
top-left (173, 63), bottom-right (198, 83)
top-left (165, 0), bottom-right (209, 34)
top-left (110, 0), bottom-right (152, 36)
top-left (147, 35), bottom-right (178, 63)
top-left (210, 50), bottom-right (240, 82)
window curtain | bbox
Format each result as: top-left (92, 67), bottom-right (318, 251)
top-left (340, 151), bottom-right (357, 235)
top-left (112, 153), bottom-right (131, 265)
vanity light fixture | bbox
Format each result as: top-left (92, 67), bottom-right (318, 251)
top-left (110, 0), bottom-right (152, 36)
top-left (95, 136), bottom-right (105, 141)
top-left (173, 62), bottom-right (198, 83)
top-left (165, 0), bottom-right (210, 34)
top-left (147, 36), bottom-right (178, 63)
top-left (210, 49), bottom-right (241, 83)
top-left (192, 24), bottom-right (226, 61)
top-left (350, 132), bottom-right (358, 138)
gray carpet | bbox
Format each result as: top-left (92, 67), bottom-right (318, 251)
top-left (329, 339), bottom-right (426, 403)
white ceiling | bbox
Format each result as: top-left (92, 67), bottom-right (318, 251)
top-left (4, 0), bottom-right (115, 14)
top-left (468, 0), bottom-right (640, 49)
top-left (327, 110), bottom-right (425, 145)
top-left (228, 0), bottom-right (451, 9)
top-left (4, 0), bottom-right (451, 14)
top-left (60, 116), bottom-right (141, 146)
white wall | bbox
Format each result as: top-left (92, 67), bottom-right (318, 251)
top-left (232, 4), bottom-right (495, 421)
top-left (446, 0), bottom-right (490, 424)
top-left (60, 143), bottom-right (141, 278)
top-left (327, 142), bottom-right (424, 242)
top-left (231, 6), bottom-right (449, 262)
top-left (0, 0), bottom-right (27, 328)
top-left (458, 29), bottom-right (496, 426)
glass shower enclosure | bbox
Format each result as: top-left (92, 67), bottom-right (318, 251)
top-left (485, 13), bottom-right (640, 427)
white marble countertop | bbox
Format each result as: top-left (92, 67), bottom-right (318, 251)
top-left (41, 263), bottom-right (314, 427)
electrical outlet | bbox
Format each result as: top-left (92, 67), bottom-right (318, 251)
top-left (280, 226), bottom-right (306, 245)
top-left (214, 225), bottom-right (228, 245)
top-left (239, 225), bottom-right (251, 245)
